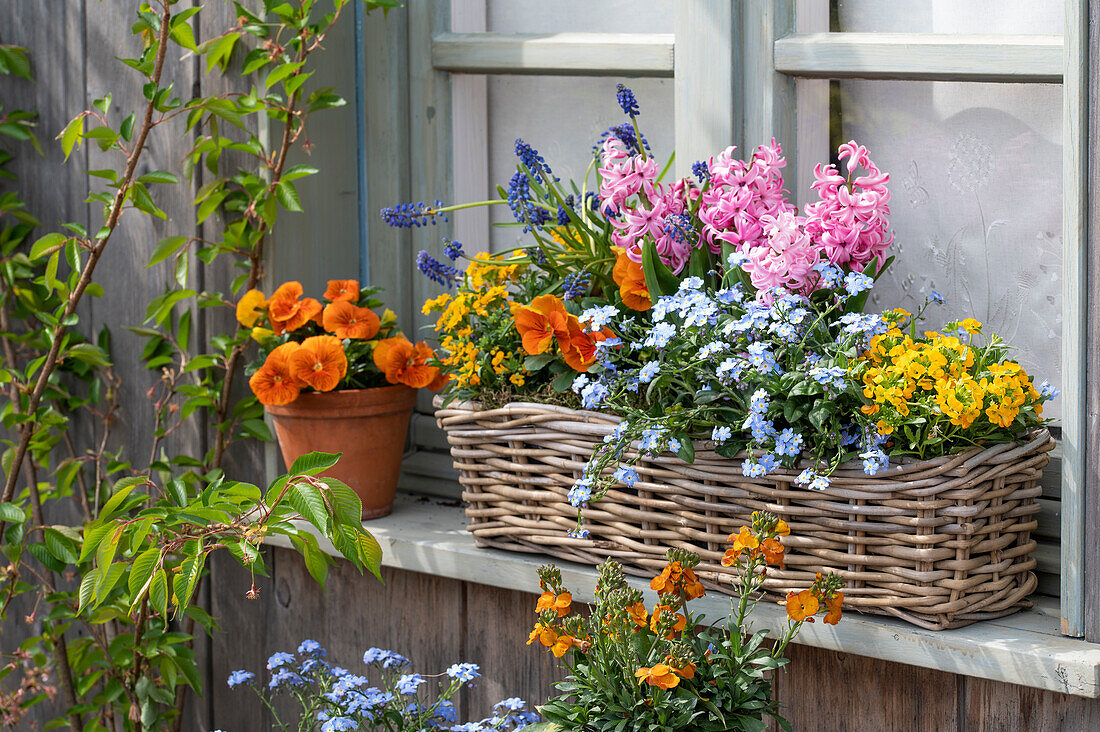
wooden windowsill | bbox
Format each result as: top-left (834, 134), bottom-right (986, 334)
top-left (265, 493), bottom-right (1100, 698)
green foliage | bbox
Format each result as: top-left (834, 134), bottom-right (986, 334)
top-left (0, 2), bottom-right (401, 730)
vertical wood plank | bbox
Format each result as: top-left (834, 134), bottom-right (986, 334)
top-left (365, 6), bottom-right (411, 316)
top-left (741, 1), bottom-right (796, 175)
top-left (450, 0), bottom-right (490, 257)
top-left (406, 0), bottom-right (453, 418)
top-left (963, 676), bottom-right (1100, 731)
top-left (268, 4), bottom-right (361, 295)
top-left (1062, 0), bottom-right (1088, 638)
top-left (776, 643), bottom-right (959, 731)
top-left (208, 548), bottom-right (279, 730)
top-left (462, 583), bottom-right (564, 717)
top-left (673, 0), bottom-right (737, 179)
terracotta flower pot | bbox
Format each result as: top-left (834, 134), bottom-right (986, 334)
top-left (266, 385), bottom-right (418, 519)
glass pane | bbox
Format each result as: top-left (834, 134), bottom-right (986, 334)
top-left (829, 80), bottom-right (1063, 415)
top-left (832, 0), bottom-right (1063, 34)
top-left (489, 0), bottom-right (674, 33)
top-left (486, 76), bottom-right (674, 251)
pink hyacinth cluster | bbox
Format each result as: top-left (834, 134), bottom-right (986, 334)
top-left (598, 139), bottom-right (698, 273)
top-left (742, 210), bottom-right (821, 294)
top-left (803, 141), bottom-right (893, 272)
top-left (697, 141), bottom-right (794, 254)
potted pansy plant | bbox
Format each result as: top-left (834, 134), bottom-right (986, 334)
top-left (239, 280), bottom-right (447, 518)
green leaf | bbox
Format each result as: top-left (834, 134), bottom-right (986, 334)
top-left (44, 528), bottom-right (79, 564)
top-left (274, 180), bottom-right (302, 212)
top-left (0, 502), bottom-right (25, 523)
top-left (288, 480), bottom-right (330, 534)
top-left (551, 370), bottom-right (576, 393)
top-left (78, 569), bottom-right (99, 613)
top-left (59, 116), bottom-right (83, 160)
top-left (149, 569), bottom-right (169, 619)
top-left (289, 452), bottom-right (341, 477)
top-left (147, 235), bottom-right (189, 267)
top-left (128, 547), bottom-right (162, 599)
top-left (137, 170), bottom-right (179, 185)
top-left (100, 476), bottom-right (145, 520)
top-left (29, 232), bottom-right (65, 261)
top-left (641, 239), bottom-right (679, 298)
top-left (355, 530), bottom-right (382, 578)
top-left (66, 343), bottom-right (111, 367)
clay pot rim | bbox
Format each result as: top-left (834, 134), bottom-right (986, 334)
top-left (265, 384), bottom-right (418, 417)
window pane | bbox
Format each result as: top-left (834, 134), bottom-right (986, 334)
top-left (832, 0), bottom-right (1063, 34)
top-left (827, 80), bottom-right (1063, 415)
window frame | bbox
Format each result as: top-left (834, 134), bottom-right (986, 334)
top-left (391, 0), bottom-right (1090, 639)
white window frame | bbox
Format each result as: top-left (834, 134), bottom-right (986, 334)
top-left (416, 0), bottom-right (1088, 638)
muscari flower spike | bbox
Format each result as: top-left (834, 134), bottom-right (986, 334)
top-left (514, 137), bottom-right (554, 183)
top-left (416, 250), bottom-right (460, 287)
top-left (380, 200), bottom-right (447, 228)
top-left (616, 83), bottom-right (640, 117)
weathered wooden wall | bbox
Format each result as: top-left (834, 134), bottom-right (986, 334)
top-left (205, 545), bottom-right (1100, 732)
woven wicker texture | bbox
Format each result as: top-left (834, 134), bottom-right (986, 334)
top-left (435, 398), bottom-right (1053, 630)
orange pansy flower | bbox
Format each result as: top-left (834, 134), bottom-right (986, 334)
top-left (535, 591), bottom-right (572, 618)
top-left (612, 246), bottom-right (652, 311)
top-left (324, 279), bottom-right (359, 303)
top-left (268, 281), bottom-right (322, 334)
top-left (290, 335), bottom-right (348, 392)
top-left (322, 300), bottom-right (381, 340)
top-left (785, 589), bottom-right (819, 622)
top-left (236, 289), bottom-right (267, 327)
top-left (249, 342), bottom-right (304, 406)
top-left (511, 294), bottom-right (572, 356)
top-left (824, 592), bottom-right (844, 625)
top-left (373, 336), bottom-right (443, 389)
top-left (635, 664), bottom-right (680, 690)
top-left (760, 537), bottom-right (785, 568)
top-left (561, 321), bottom-right (614, 373)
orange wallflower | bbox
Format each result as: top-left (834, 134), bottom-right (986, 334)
top-left (268, 281), bottom-right (322, 334)
top-left (824, 592), bottom-right (844, 625)
top-left (729, 527), bottom-right (760, 554)
top-left (635, 664), bottom-right (680, 690)
top-left (550, 634), bottom-right (574, 658)
top-left (324, 279), bottom-right (359, 303)
top-left (665, 656), bottom-right (696, 680)
top-left (527, 622), bottom-right (557, 648)
top-left (249, 342), bottom-right (303, 405)
top-left (650, 561), bottom-right (684, 595)
top-left (290, 335), bottom-right (348, 392)
top-left (626, 602), bottom-right (648, 628)
top-left (511, 295), bottom-right (572, 355)
top-left (322, 300), bottom-right (381, 340)
top-left (774, 518), bottom-right (791, 536)
top-left (785, 589), bottom-right (819, 622)
top-left (649, 604), bottom-right (687, 638)
top-left (373, 336), bottom-right (444, 390)
top-left (759, 537), bottom-right (785, 567)
top-left (236, 289), bottom-right (267, 327)
top-left (612, 246), bottom-right (652, 311)
top-left (536, 591), bottom-right (572, 618)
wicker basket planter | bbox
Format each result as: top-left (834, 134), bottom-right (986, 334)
top-left (435, 397), bottom-right (1053, 630)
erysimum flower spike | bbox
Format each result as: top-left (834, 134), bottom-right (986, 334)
top-left (634, 664), bottom-right (679, 690)
top-left (322, 301), bottom-right (380, 340)
top-left (291, 335), bottom-right (348, 392)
